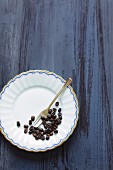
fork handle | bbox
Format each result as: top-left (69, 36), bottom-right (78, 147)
top-left (48, 78), bottom-right (72, 109)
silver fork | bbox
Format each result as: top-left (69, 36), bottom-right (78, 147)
top-left (32, 78), bottom-right (72, 127)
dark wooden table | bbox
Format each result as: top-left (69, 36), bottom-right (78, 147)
top-left (0, 0), bottom-right (113, 170)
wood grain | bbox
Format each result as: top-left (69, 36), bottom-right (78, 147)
top-left (0, 0), bottom-right (113, 170)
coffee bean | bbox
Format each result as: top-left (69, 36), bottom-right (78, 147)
top-left (41, 136), bottom-right (45, 140)
top-left (53, 115), bottom-right (57, 119)
top-left (29, 131), bottom-right (32, 135)
top-left (48, 109), bottom-right (52, 114)
top-left (58, 112), bottom-right (62, 116)
top-left (51, 121), bottom-right (55, 125)
top-left (44, 117), bottom-right (48, 121)
top-left (46, 135), bottom-right (50, 140)
top-left (53, 108), bottom-right (57, 112)
top-left (56, 118), bottom-right (60, 122)
top-left (49, 118), bottom-right (54, 122)
top-left (59, 116), bottom-right (62, 120)
top-left (34, 127), bottom-right (39, 130)
top-left (37, 134), bottom-right (41, 139)
top-left (55, 102), bottom-right (59, 106)
top-left (54, 130), bottom-right (58, 134)
top-left (50, 127), bottom-right (52, 131)
top-left (53, 125), bottom-right (57, 130)
top-left (55, 121), bottom-right (59, 125)
top-left (42, 120), bottom-right (46, 125)
top-left (41, 116), bottom-right (45, 120)
top-left (24, 128), bottom-right (28, 134)
top-left (35, 136), bottom-right (39, 140)
top-left (24, 124), bottom-right (28, 128)
top-left (44, 125), bottom-right (47, 129)
top-left (50, 132), bottom-right (53, 136)
top-left (57, 119), bottom-right (61, 124)
top-left (36, 130), bottom-right (39, 135)
top-left (33, 133), bottom-right (37, 137)
top-left (47, 114), bottom-right (51, 119)
top-left (17, 121), bottom-right (20, 127)
top-left (43, 130), bottom-right (47, 134)
top-left (29, 126), bottom-right (34, 131)
top-left (40, 132), bottom-right (44, 136)
top-left (51, 113), bottom-right (55, 118)
top-left (29, 120), bottom-right (32, 125)
top-left (47, 129), bottom-right (51, 134)
top-left (38, 128), bottom-right (43, 132)
top-left (58, 108), bottom-right (61, 112)
top-left (46, 123), bottom-right (51, 128)
top-left (31, 116), bottom-right (35, 121)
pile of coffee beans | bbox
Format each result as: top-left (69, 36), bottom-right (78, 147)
top-left (16, 101), bottom-right (62, 141)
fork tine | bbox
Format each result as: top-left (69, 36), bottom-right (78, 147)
top-left (33, 115), bottom-right (41, 126)
top-left (36, 119), bottom-right (42, 127)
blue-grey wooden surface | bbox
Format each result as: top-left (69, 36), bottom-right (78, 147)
top-left (0, 0), bottom-right (113, 170)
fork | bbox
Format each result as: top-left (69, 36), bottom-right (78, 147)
top-left (33, 78), bottom-right (72, 127)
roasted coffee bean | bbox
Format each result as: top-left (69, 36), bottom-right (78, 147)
top-left (52, 120), bottom-right (56, 125)
top-left (44, 117), bottom-right (48, 121)
top-left (50, 127), bottom-right (52, 130)
top-left (24, 124), bottom-right (28, 128)
top-left (29, 126), bottom-right (34, 131)
top-left (46, 129), bottom-right (51, 134)
top-left (46, 135), bottom-right (50, 140)
top-left (48, 109), bottom-right (52, 114)
top-left (35, 136), bottom-right (39, 140)
top-left (17, 121), bottom-right (20, 127)
top-left (57, 119), bottom-right (61, 124)
top-left (53, 125), bottom-right (57, 130)
top-left (28, 131), bottom-right (32, 135)
top-left (43, 130), bottom-right (47, 134)
top-left (41, 116), bottom-right (45, 120)
top-left (59, 116), bottom-right (62, 120)
top-left (37, 134), bottom-right (41, 139)
top-left (34, 127), bottom-right (39, 130)
top-left (44, 125), bottom-right (47, 129)
top-left (56, 118), bottom-right (61, 124)
top-left (24, 128), bottom-right (28, 134)
top-left (53, 115), bottom-right (57, 119)
top-left (42, 120), bottom-right (46, 125)
top-left (38, 128), bottom-right (43, 132)
top-left (58, 112), bottom-right (62, 116)
top-left (50, 132), bottom-right (53, 136)
top-left (53, 108), bottom-right (57, 112)
top-left (31, 116), bottom-right (35, 121)
top-left (54, 130), bottom-right (58, 134)
top-left (51, 121), bottom-right (55, 126)
top-left (45, 118), bottom-right (48, 121)
top-left (29, 120), bottom-right (32, 125)
top-left (41, 136), bottom-right (45, 140)
top-left (58, 108), bottom-right (61, 112)
top-left (36, 130), bottom-right (39, 135)
top-left (46, 123), bottom-right (51, 128)
top-left (47, 114), bottom-right (51, 119)
top-left (55, 121), bottom-right (59, 125)
top-left (40, 131), bottom-right (44, 136)
top-left (51, 112), bottom-right (55, 116)
top-left (33, 133), bottom-right (37, 137)
top-left (55, 102), bottom-right (59, 106)
top-left (56, 118), bottom-right (60, 122)
top-left (49, 118), bottom-right (54, 122)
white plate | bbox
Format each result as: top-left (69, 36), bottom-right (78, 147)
top-left (0, 70), bottom-right (79, 152)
